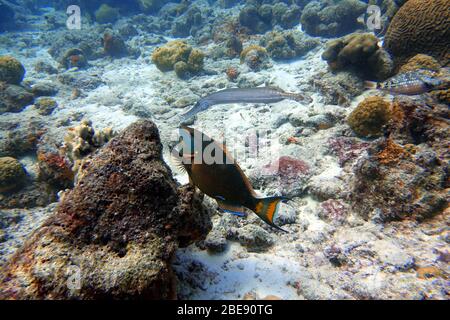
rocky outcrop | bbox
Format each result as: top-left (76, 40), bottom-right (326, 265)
top-left (0, 120), bottom-right (212, 299)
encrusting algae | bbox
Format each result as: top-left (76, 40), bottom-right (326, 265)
top-left (152, 40), bottom-right (204, 78)
top-left (0, 55), bottom-right (25, 85)
top-left (347, 96), bottom-right (392, 138)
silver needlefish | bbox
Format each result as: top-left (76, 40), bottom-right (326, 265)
top-left (181, 87), bottom-right (311, 119)
top-left (364, 71), bottom-right (444, 95)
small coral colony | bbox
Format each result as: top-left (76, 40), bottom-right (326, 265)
top-left (0, 0), bottom-right (449, 300)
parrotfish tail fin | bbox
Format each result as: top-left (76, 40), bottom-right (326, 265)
top-left (253, 196), bottom-right (290, 233)
top-left (364, 81), bottom-right (378, 90)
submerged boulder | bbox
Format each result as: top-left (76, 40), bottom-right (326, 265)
top-left (0, 120), bottom-right (212, 299)
top-left (300, 0), bottom-right (367, 37)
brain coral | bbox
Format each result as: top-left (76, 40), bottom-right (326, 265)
top-left (384, 0), bottom-right (450, 66)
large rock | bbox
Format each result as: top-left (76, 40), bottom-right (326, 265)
top-left (0, 120), bottom-right (212, 299)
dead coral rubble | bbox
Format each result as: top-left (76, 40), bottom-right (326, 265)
top-left (0, 120), bottom-right (212, 299)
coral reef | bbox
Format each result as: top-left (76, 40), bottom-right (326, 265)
top-left (0, 82), bottom-right (34, 114)
top-left (34, 97), bottom-right (58, 115)
top-left (309, 71), bottom-right (364, 107)
top-left (350, 95), bottom-right (449, 221)
top-left (347, 96), bottom-right (392, 138)
top-left (102, 32), bottom-right (128, 58)
top-left (171, 5), bottom-right (203, 37)
top-left (94, 4), bottom-right (119, 24)
top-left (152, 40), bottom-right (204, 78)
top-left (251, 156), bottom-right (311, 198)
top-left (238, 2), bottom-right (302, 35)
top-left (328, 137), bottom-right (370, 167)
top-left (225, 66), bottom-right (239, 81)
top-left (60, 48), bottom-right (88, 69)
top-left (136, 0), bottom-right (166, 13)
top-left (260, 30), bottom-right (320, 60)
top-left (62, 119), bottom-right (115, 174)
top-left (384, 0), bottom-right (450, 66)
top-left (0, 157), bottom-right (26, 193)
top-left (37, 151), bottom-right (74, 190)
top-left (322, 33), bottom-right (393, 80)
top-left (240, 45), bottom-right (270, 71)
top-left (0, 120), bottom-right (212, 299)
top-left (351, 138), bottom-right (448, 221)
top-left (31, 81), bottom-right (59, 97)
top-left (300, 0), bottom-right (367, 37)
top-left (0, 119), bottom-right (44, 158)
top-left (33, 60), bottom-right (58, 74)
top-left (0, 56), bottom-right (25, 85)
top-left (398, 54), bottom-right (442, 73)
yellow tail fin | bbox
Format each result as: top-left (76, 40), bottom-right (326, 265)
top-left (253, 196), bottom-right (289, 232)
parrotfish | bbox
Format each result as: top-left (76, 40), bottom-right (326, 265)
top-left (172, 126), bottom-right (289, 232)
top-left (364, 71), bottom-right (444, 95)
top-left (182, 87), bottom-right (311, 119)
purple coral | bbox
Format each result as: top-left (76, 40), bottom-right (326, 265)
top-left (319, 199), bottom-right (348, 224)
top-left (263, 155), bottom-right (310, 182)
top-left (328, 137), bottom-right (369, 166)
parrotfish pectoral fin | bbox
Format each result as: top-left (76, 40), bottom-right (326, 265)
top-left (253, 196), bottom-right (289, 232)
top-left (216, 199), bottom-right (246, 217)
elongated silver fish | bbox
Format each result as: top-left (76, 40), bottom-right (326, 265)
top-left (181, 87), bottom-right (310, 119)
top-left (365, 71), bottom-right (444, 95)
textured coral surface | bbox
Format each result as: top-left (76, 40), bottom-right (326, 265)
top-left (0, 120), bottom-right (212, 299)
top-left (384, 0), bottom-right (450, 66)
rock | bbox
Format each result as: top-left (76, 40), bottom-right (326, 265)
top-left (34, 97), bottom-right (58, 115)
top-left (171, 6), bottom-right (203, 37)
top-left (0, 56), bottom-right (25, 85)
top-left (0, 118), bottom-right (44, 157)
top-left (260, 30), bottom-right (320, 61)
top-left (0, 157), bottom-right (26, 193)
top-left (60, 48), bottom-right (88, 69)
top-left (94, 4), bottom-right (119, 24)
top-left (0, 120), bottom-right (212, 299)
top-left (0, 83), bottom-right (34, 114)
top-left (351, 138), bottom-right (448, 221)
top-left (202, 230), bottom-right (228, 253)
top-left (240, 45), bottom-right (270, 71)
top-left (57, 72), bottom-right (104, 90)
top-left (33, 61), bottom-right (58, 74)
top-left (371, 240), bottom-right (415, 271)
top-left (322, 33), bottom-right (394, 80)
top-left (31, 81), bottom-right (59, 97)
top-left (300, 0), bottom-right (367, 37)
top-left (227, 225), bottom-right (274, 252)
top-left (103, 32), bottom-right (128, 58)
top-left (309, 71), bottom-right (364, 107)
top-left (251, 156), bottom-right (311, 198)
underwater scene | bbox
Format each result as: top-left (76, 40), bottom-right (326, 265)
top-left (0, 0), bottom-right (448, 300)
